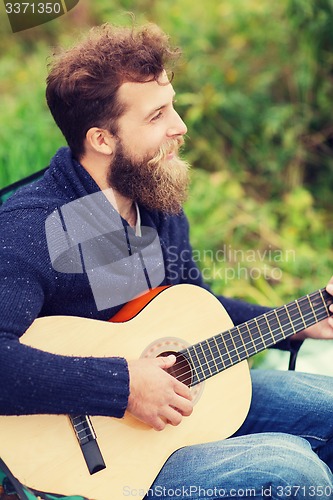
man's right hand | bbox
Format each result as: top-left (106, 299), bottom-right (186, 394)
top-left (127, 355), bottom-right (193, 431)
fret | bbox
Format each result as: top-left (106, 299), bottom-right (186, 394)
top-left (319, 289), bottom-right (330, 317)
top-left (228, 330), bottom-right (241, 362)
top-left (223, 329), bottom-right (241, 364)
top-left (212, 336), bottom-right (227, 370)
top-left (268, 309), bottom-right (286, 341)
top-left (253, 316), bottom-right (268, 349)
top-left (230, 327), bottom-right (248, 359)
top-left (284, 304), bottom-right (297, 335)
top-left (202, 339), bottom-right (219, 376)
top-left (295, 294), bottom-right (316, 328)
top-left (263, 314), bottom-right (275, 343)
top-left (295, 300), bottom-right (307, 330)
top-left (304, 289), bottom-right (331, 324)
top-left (273, 305), bottom-right (291, 337)
top-left (235, 325), bottom-right (249, 358)
top-left (186, 345), bottom-right (205, 384)
top-left (206, 337), bottom-right (220, 373)
top-left (237, 323), bottom-right (258, 357)
top-left (308, 294), bottom-right (319, 323)
top-left (260, 305), bottom-right (298, 348)
top-left (197, 341), bottom-right (213, 378)
top-left (245, 321), bottom-right (259, 354)
top-left (219, 330), bottom-right (234, 367)
top-left (268, 309), bottom-right (286, 343)
top-left (192, 343), bottom-right (204, 379)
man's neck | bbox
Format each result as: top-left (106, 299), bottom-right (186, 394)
top-left (104, 189), bottom-right (137, 228)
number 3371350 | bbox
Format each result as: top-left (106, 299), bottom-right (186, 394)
top-left (5, 3), bottom-right (62, 14)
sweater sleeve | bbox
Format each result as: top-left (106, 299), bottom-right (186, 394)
top-left (0, 208), bottom-right (129, 417)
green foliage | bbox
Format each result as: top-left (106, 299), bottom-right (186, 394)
top-left (0, 43), bottom-right (63, 186)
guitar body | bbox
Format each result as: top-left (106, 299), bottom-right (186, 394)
top-left (0, 285), bottom-right (251, 500)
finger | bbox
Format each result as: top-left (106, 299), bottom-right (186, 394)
top-left (322, 325), bottom-right (333, 338)
top-left (326, 280), bottom-right (333, 296)
top-left (173, 379), bottom-right (192, 401)
top-left (164, 406), bottom-right (183, 427)
top-left (172, 393), bottom-right (193, 416)
top-left (156, 354), bottom-right (176, 369)
top-left (151, 416), bottom-right (167, 432)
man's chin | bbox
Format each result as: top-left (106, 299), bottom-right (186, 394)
top-left (137, 190), bottom-right (188, 215)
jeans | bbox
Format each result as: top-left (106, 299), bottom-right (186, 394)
top-left (145, 370), bottom-right (333, 499)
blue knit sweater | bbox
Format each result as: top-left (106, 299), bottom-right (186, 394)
top-left (0, 147), bottom-right (286, 417)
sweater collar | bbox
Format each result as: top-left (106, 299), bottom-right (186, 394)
top-left (48, 147), bottom-right (101, 201)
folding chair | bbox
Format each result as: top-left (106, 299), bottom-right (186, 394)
top-left (0, 168), bottom-right (48, 207)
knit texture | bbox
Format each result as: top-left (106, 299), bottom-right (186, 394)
top-left (0, 147), bottom-right (289, 416)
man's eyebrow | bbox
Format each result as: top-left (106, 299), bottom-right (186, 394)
top-left (144, 92), bottom-right (176, 121)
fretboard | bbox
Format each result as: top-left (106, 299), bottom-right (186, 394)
top-left (181, 288), bottom-right (332, 386)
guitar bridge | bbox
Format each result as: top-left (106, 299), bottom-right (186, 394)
top-left (69, 415), bottom-right (106, 475)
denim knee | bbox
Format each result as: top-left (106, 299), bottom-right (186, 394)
top-left (252, 433), bottom-right (333, 497)
top-left (147, 433), bottom-right (333, 499)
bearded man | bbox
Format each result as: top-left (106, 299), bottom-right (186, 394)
top-left (1, 23), bottom-right (333, 500)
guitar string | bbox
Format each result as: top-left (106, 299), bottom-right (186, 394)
top-left (168, 295), bottom-right (331, 386)
top-left (166, 291), bottom-right (330, 381)
top-left (71, 416), bottom-right (91, 432)
top-left (175, 307), bottom-right (329, 387)
top-left (182, 291), bottom-right (329, 366)
top-left (173, 306), bottom-right (329, 387)
top-left (185, 290), bottom-right (331, 364)
top-left (185, 302), bottom-right (329, 381)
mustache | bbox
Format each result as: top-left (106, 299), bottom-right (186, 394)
top-left (147, 137), bottom-right (185, 167)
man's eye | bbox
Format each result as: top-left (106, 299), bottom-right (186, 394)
top-left (151, 111), bottom-right (163, 122)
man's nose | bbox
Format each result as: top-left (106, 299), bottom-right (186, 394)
top-left (167, 110), bottom-right (188, 138)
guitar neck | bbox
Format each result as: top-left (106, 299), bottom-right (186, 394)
top-left (182, 288), bottom-right (332, 386)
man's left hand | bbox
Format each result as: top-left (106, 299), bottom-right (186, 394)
top-left (294, 276), bottom-right (333, 341)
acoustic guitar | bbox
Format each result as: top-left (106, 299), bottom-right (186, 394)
top-left (0, 284), bottom-right (332, 499)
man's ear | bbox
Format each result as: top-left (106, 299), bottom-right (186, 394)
top-left (85, 127), bottom-right (115, 155)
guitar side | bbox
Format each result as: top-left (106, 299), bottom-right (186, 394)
top-left (0, 285), bottom-right (251, 500)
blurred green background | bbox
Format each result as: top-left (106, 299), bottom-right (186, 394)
top-left (0, 0), bottom-right (332, 371)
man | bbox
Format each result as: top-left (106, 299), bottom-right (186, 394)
top-left (1, 22), bottom-right (333, 498)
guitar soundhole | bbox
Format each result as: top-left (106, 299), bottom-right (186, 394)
top-left (141, 337), bottom-right (204, 403)
top-left (161, 351), bottom-right (193, 387)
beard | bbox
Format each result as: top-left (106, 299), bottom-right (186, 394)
top-left (107, 137), bottom-right (190, 215)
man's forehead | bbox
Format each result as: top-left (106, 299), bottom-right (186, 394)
top-left (117, 72), bottom-right (175, 118)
